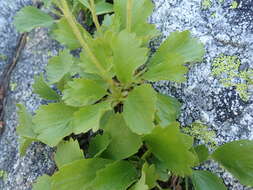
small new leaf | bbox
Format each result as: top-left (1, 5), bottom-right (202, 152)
top-left (14, 6), bottom-right (54, 32)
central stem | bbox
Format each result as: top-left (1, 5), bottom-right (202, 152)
top-left (127, 0), bottom-right (133, 32)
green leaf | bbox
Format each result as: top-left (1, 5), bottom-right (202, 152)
top-left (143, 123), bottom-right (196, 176)
top-left (191, 170), bottom-right (227, 190)
top-left (142, 163), bottom-right (159, 189)
top-left (96, 2), bottom-right (114, 15)
top-left (101, 114), bottom-right (142, 160)
top-left (194, 145), bottom-right (209, 164)
top-left (18, 137), bottom-right (35, 156)
top-left (46, 49), bottom-right (74, 84)
top-left (33, 175), bottom-right (52, 190)
top-left (51, 18), bottom-right (91, 50)
top-left (155, 93), bottom-right (181, 127)
top-left (33, 103), bottom-right (77, 147)
top-left (150, 31), bottom-right (204, 64)
top-left (149, 156), bottom-right (170, 182)
top-left (52, 158), bottom-right (112, 190)
top-left (62, 78), bottom-right (107, 107)
top-left (88, 133), bottom-right (111, 157)
top-left (129, 171), bottom-right (149, 190)
top-left (114, 0), bottom-right (158, 43)
top-left (55, 139), bottom-right (83, 168)
top-left (14, 6), bottom-right (54, 32)
top-left (123, 84), bottom-right (156, 134)
top-left (88, 161), bottom-right (138, 190)
top-left (143, 54), bottom-right (188, 82)
top-left (33, 74), bottom-right (60, 101)
top-left (111, 30), bottom-right (148, 84)
top-left (73, 102), bottom-right (111, 134)
top-left (211, 140), bottom-right (253, 186)
top-left (16, 104), bottom-right (37, 139)
top-left (79, 32), bottom-right (113, 76)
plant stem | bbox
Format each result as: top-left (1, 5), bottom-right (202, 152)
top-left (89, 0), bottom-right (100, 30)
top-left (126, 0), bottom-right (133, 32)
top-left (185, 177), bottom-right (189, 190)
top-left (59, 0), bottom-right (113, 86)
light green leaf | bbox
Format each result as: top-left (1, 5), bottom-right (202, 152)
top-left (62, 78), bottom-right (107, 107)
top-left (123, 84), bottom-right (156, 134)
top-left (191, 170), bottom-right (227, 190)
top-left (89, 161), bottom-right (138, 190)
top-left (18, 137), bottom-right (35, 156)
top-left (194, 145), bottom-right (209, 164)
top-left (88, 133), bottom-right (111, 157)
top-left (33, 175), bottom-right (52, 190)
top-left (16, 104), bottom-right (37, 139)
top-left (14, 6), bottom-right (54, 32)
top-left (96, 2), bottom-right (113, 15)
top-left (142, 163), bottom-right (159, 189)
top-left (150, 31), bottom-right (204, 64)
top-left (33, 103), bottom-right (77, 147)
top-left (46, 49), bottom-right (74, 84)
top-left (114, 0), bottom-right (158, 43)
top-left (155, 93), bottom-right (181, 127)
top-left (129, 171), bottom-right (148, 190)
top-left (111, 30), bottom-right (148, 84)
top-left (55, 139), bottom-right (83, 168)
top-left (101, 114), bottom-right (142, 160)
top-left (79, 32), bottom-right (113, 76)
top-left (143, 54), bottom-right (188, 82)
top-left (73, 102), bottom-right (111, 134)
top-left (211, 140), bottom-right (253, 186)
top-left (143, 123), bottom-right (196, 176)
top-left (52, 158), bottom-right (112, 190)
top-left (33, 74), bottom-right (60, 101)
top-left (51, 18), bottom-right (91, 50)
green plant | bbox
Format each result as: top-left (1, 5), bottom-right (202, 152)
top-left (212, 54), bottom-right (253, 101)
top-left (14, 0), bottom-right (253, 189)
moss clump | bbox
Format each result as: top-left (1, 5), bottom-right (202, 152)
top-left (201, 0), bottom-right (212, 9)
top-left (212, 54), bottom-right (253, 101)
top-left (182, 121), bottom-right (217, 148)
top-left (230, 1), bottom-right (238, 9)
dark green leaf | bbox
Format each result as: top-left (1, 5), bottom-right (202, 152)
top-left (62, 78), bottom-right (107, 107)
top-left (88, 161), bottom-right (138, 190)
top-left (55, 139), bottom-right (83, 168)
top-left (14, 6), bottom-right (54, 32)
top-left (155, 93), bottom-right (181, 127)
top-left (73, 102), bottom-right (111, 134)
top-left (88, 133), bottom-right (111, 157)
top-left (101, 114), bottom-right (142, 160)
top-left (52, 158), bottom-right (112, 190)
top-left (33, 103), bottom-right (77, 147)
top-left (111, 30), bottom-right (148, 84)
top-left (33, 74), bottom-right (60, 101)
top-left (46, 49), bottom-right (74, 84)
top-left (123, 84), bottom-right (156, 134)
top-left (192, 170), bottom-right (227, 190)
top-left (33, 175), bottom-right (52, 190)
top-left (211, 140), bottom-right (253, 186)
top-left (143, 123), bottom-right (196, 176)
top-left (194, 145), bottom-right (209, 164)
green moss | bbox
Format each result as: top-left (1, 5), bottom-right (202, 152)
top-left (212, 54), bottom-right (253, 101)
top-left (0, 170), bottom-right (7, 182)
top-left (182, 121), bottom-right (217, 148)
top-left (201, 0), bottom-right (212, 9)
top-left (0, 54), bottom-right (7, 61)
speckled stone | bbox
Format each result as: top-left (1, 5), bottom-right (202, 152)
top-left (151, 0), bottom-right (253, 189)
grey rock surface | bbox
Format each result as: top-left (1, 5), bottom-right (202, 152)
top-left (151, 0), bottom-right (253, 189)
top-left (0, 0), bottom-right (252, 189)
top-left (0, 0), bottom-right (57, 190)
